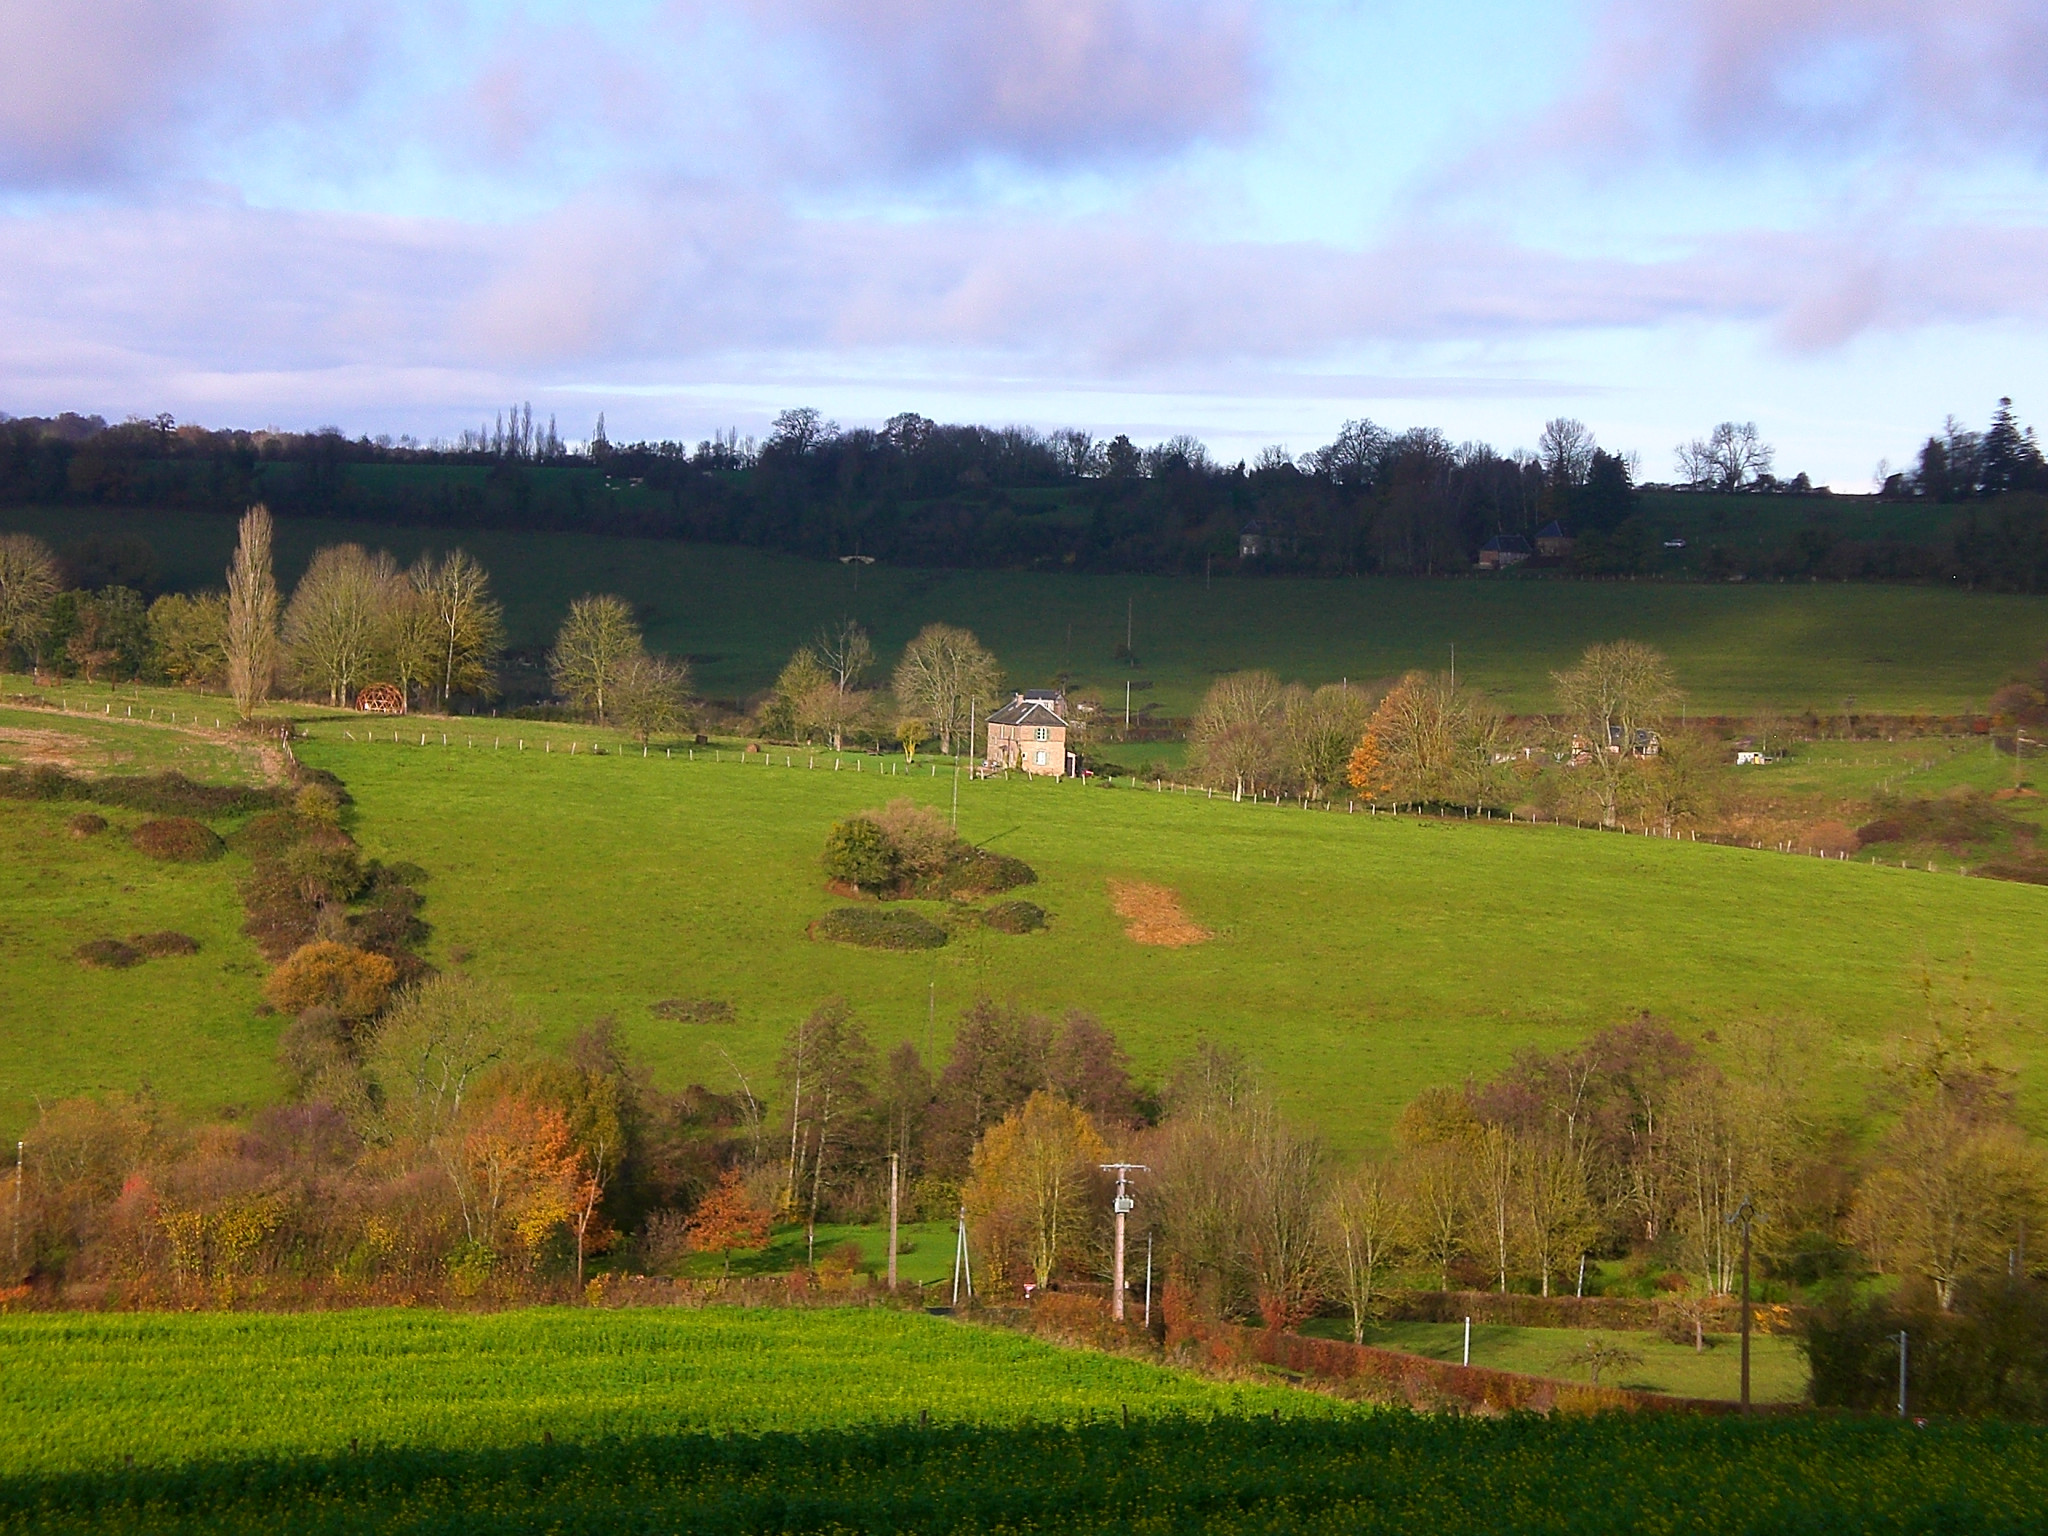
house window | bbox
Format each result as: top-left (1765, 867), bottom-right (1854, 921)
top-left (1034, 726), bottom-right (1049, 741)
top-left (1035, 751), bottom-right (1047, 766)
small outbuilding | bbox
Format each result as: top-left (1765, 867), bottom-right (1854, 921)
top-left (1535, 520), bottom-right (1575, 558)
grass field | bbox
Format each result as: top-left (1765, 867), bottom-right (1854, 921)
top-left (0, 1309), bottom-right (1337, 1476)
top-left (1299, 1318), bottom-right (1807, 1403)
top-left (6, 504), bottom-right (2043, 715)
top-left (8, 682), bottom-right (2045, 1147)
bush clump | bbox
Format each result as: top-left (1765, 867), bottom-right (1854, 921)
top-left (264, 941), bottom-right (401, 1020)
top-left (981, 900), bottom-right (1048, 934)
top-left (808, 907), bottom-right (949, 951)
top-left (651, 997), bottom-right (737, 1024)
top-left (66, 812), bottom-right (108, 838)
top-left (821, 799), bottom-right (1035, 900)
top-left (75, 938), bottom-right (142, 968)
top-left (130, 931), bottom-right (201, 957)
top-left (0, 765), bottom-right (285, 817)
top-left (130, 817), bottom-right (225, 862)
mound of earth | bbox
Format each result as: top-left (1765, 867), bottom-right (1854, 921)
top-left (808, 907), bottom-right (949, 951)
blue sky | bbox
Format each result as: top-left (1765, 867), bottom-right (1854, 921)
top-left (4, 0), bottom-right (2046, 485)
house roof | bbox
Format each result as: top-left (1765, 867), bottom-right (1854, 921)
top-left (1481, 534), bottom-right (1534, 554)
top-left (1536, 520), bottom-right (1569, 538)
top-left (987, 701), bottom-right (1067, 728)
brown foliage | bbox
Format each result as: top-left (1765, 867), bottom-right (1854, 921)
top-left (1106, 879), bottom-right (1210, 946)
top-left (130, 817), bottom-right (224, 861)
top-left (265, 942), bottom-right (399, 1020)
top-left (74, 938), bottom-right (141, 969)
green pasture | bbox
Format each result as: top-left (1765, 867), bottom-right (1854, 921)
top-left (5, 505), bottom-right (2042, 714)
top-left (0, 1309), bottom-right (1337, 1476)
top-left (0, 782), bottom-right (272, 1133)
top-left (1297, 1318), bottom-right (1807, 1403)
top-left (4, 690), bottom-right (2048, 1143)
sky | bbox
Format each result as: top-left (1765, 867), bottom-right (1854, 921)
top-left (4, 0), bottom-right (2048, 486)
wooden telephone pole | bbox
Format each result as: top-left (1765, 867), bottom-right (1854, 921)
top-left (1101, 1163), bottom-right (1147, 1322)
top-left (1728, 1197), bottom-right (1756, 1413)
top-left (887, 1152), bottom-right (899, 1291)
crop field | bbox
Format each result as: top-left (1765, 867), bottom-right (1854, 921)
top-left (6, 505), bottom-right (2044, 715)
top-left (0, 1309), bottom-right (1342, 1477)
top-left (6, 685), bottom-right (2045, 1147)
top-left (4, 1386), bottom-right (2044, 1535)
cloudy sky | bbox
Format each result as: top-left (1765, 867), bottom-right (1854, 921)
top-left (4, 1), bottom-right (2046, 483)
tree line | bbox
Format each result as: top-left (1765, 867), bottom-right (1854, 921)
top-left (12, 967), bottom-right (2042, 1411)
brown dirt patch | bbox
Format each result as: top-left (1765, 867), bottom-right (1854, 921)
top-left (1107, 879), bottom-right (1211, 947)
top-left (0, 725), bottom-right (99, 770)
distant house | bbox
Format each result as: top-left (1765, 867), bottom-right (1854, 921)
top-left (1535, 520), bottom-right (1575, 558)
top-left (986, 692), bottom-right (1072, 777)
top-left (1569, 725), bottom-right (1662, 764)
top-left (1478, 534), bottom-right (1533, 570)
top-left (1238, 520), bottom-right (1268, 558)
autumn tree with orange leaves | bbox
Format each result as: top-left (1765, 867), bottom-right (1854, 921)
top-left (687, 1167), bottom-right (774, 1275)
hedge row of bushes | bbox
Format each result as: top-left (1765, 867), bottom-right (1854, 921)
top-left (0, 764), bottom-right (286, 818)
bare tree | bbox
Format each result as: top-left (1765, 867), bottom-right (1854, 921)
top-left (610, 651), bottom-right (691, 744)
top-left (1519, 1137), bottom-right (1598, 1297)
top-left (1676, 422), bottom-right (1774, 491)
top-left (1188, 670), bottom-right (1284, 795)
top-left (892, 623), bottom-right (1003, 756)
top-left (1327, 1160), bottom-right (1404, 1342)
top-left (417, 549), bottom-right (504, 709)
top-left (1278, 682), bottom-right (1373, 802)
top-left (1551, 641), bottom-right (1679, 827)
top-left (1245, 1102), bottom-right (1324, 1329)
top-left (364, 974), bottom-right (528, 1147)
top-left (0, 533), bottom-right (60, 668)
top-left (284, 545), bottom-right (397, 706)
top-left (225, 504), bottom-right (280, 718)
top-left (778, 999), bottom-right (876, 1262)
top-left (1472, 1122), bottom-right (1519, 1293)
top-left (550, 595), bottom-right (642, 723)
top-left (812, 620), bottom-right (874, 751)
top-left (1849, 1090), bottom-right (2045, 1310)
top-left (1538, 418), bottom-right (1597, 487)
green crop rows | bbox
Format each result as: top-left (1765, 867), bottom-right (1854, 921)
top-left (3, 1407), bottom-right (2041, 1534)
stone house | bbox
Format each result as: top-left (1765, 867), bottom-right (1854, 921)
top-left (985, 691), bottom-right (1072, 777)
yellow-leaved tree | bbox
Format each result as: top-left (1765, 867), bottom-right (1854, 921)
top-left (963, 1091), bottom-right (1108, 1296)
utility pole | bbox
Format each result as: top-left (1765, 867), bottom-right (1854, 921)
top-left (1124, 680), bottom-right (1131, 730)
top-left (887, 1152), bottom-right (900, 1291)
top-left (926, 978), bottom-right (936, 1066)
top-left (10, 1140), bottom-right (20, 1272)
top-left (1449, 641), bottom-right (1456, 688)
top-left (951, 1207), bottom-right (974, 1308)
top-left (1101, 1163), bottom-right (1147, 1322)
top-left (1897, 1329), bottom-right (1909, 1417)
top-left (1728, 1197), bottom-right (1756, 1413)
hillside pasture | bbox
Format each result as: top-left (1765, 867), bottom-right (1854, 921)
top-left (5, 688), bottom-right (2047, 1147)
top-left (288, 721), bottom-right (2048, 1150)
top-left (4, 505), bottom-right (2043, 715)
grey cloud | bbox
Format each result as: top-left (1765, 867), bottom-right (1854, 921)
top-left (719, 0), bottom-right (1263, 171)
top-left (0, 0), bottom-right (388, 188)
top-left (1546, 0), bottom-right (2048, 162)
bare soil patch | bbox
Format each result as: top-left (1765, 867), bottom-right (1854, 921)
top-left (0, 726), bottom-right (100, 770)
top-left (1107, 879), bottom-right (1211, 947)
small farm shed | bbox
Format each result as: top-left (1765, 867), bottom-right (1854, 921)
top-left (986, 693), bottom-right (1072, 777)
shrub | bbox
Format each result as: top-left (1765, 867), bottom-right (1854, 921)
top-left (808, 907), bottom-right (948, 950)
top-left (0, 765), bottom-right (283, 817)
top-left (75, 938), bottom-right (142, 968)
top-left (651, 998), bottom-right (737, 1024)
top-left (872, 800), bottom-right (956, 882)
top-left (982, 900), bottom-right (1048, 934)
top-left (66, 812), bottom-right (107, 838)
top-left (935, 848), bottom-right (1036, 897)
top-left (130, 817), bottom-right (225, 861)
top-left (822, 817), bottom-right (897, 892)
top-left (129, 931), bottom-right (200, 957)
top-left (264, 941), bottom-right (400, 1020)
